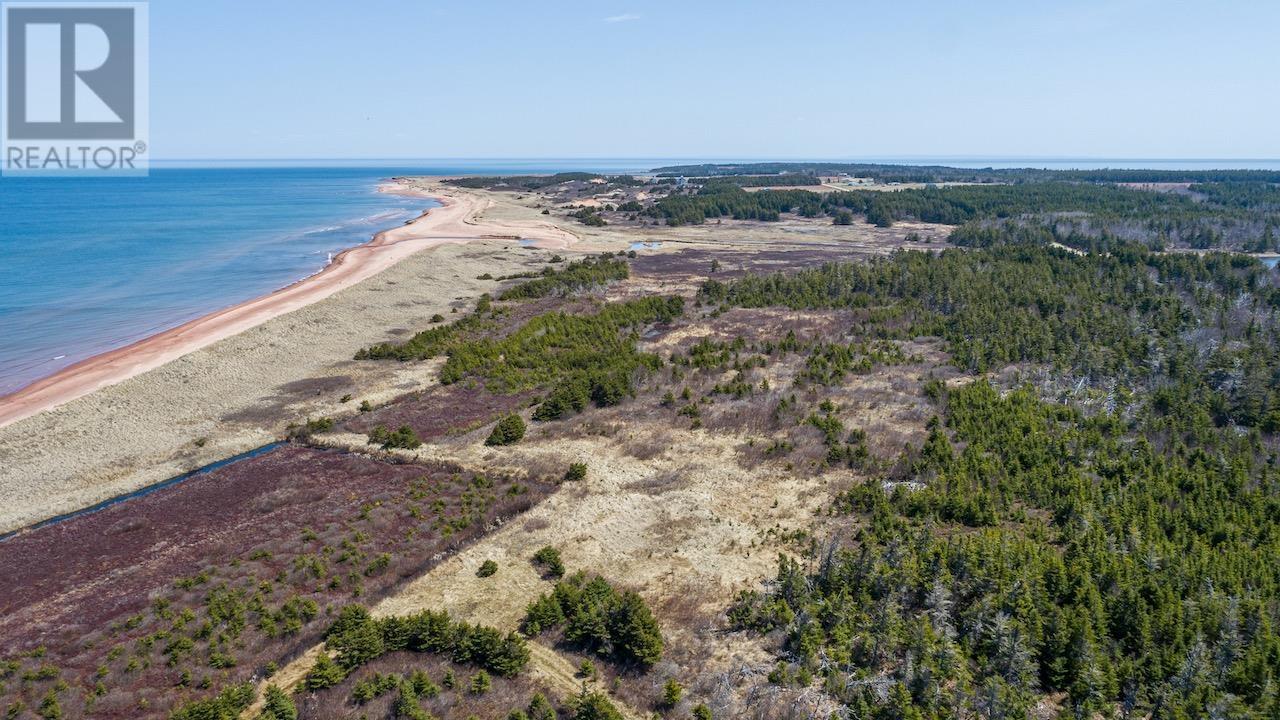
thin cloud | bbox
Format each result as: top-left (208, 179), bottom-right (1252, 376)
top-left (603, 13), bottom-right (640, 23)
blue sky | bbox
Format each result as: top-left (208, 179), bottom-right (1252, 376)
top-left (150, 0), bottom-right (1280, 160)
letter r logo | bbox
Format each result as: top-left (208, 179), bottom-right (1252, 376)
top-left (4, 5), bottom-right (135, 139)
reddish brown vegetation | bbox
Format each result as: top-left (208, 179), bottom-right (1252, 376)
top-left (0, 445), bottom-right (556, 719)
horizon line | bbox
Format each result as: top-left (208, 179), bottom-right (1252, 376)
top-left (147, 156), bottom-right (1280, 162)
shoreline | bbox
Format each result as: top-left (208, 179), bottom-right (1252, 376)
top-left (0, 179), bottom-right (574, 429)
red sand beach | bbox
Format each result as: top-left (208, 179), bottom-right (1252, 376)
top-left (0, 181), bottom-right (577, 428)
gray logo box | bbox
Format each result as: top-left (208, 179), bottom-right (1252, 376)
top-left (2, 2), bottom-right (148, 175)
top-left (6, 6), bottom-right (135, 139)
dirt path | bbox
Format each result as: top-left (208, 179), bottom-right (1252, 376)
top-left (525, 640), bottom-right (649, 720)
top-left (243, 645), bottom-right (326, 718)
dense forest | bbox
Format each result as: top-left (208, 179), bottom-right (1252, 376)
top-left (708, 237), bottom-right (1280, 718)
top-left (647, 178), bottom-right (1280, 250)
top-left (688, 174), bottom-right (822, 187)
top-left (445, 173), bottom-right (645, 190)
top-left (652, 162), bottom-right (1280, 185)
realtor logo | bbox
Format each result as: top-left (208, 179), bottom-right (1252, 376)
top-left (2, 2), bottom-right (148, 175)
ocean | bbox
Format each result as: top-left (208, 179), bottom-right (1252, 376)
top-left (0, 167), bottom-right (448, 395)
top-left (3, 158), bottom-right (1279, 396)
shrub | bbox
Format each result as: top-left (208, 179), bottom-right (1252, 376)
top-left (570, 690), bottom-right (623, 720)
top-left (527, 694), bottom-right (556, 720)
top-left (418, 673), bottom-right (441, 699)
top-left (171, 682), bottom-right (255, 720)
top-left (692, 703), bottom-right (712, 720)
top-left (393, 680), bottom-right (430, 720)
top-left (532, 380), bottom-right (589, 421)
top-left (500, 257), bottom-right (628, 300)
top-left (430, 313), bottom-right (445, 323)
top-left (288, 416), bottom-right (334, 440)
top-left (37, 691), bottom-right (60, 720)
top-left (522, 593), bottom-right (566, 635)
top-left (304, 653), bottom-right (346, 690)
top-left (257, 685), bottom-right (296, 720)
top-left (563, 463), bottom-right (588, 482)
top-left (477, 560), bottom-right (498, 578)
top-left (368, 424), bottom-right (422, 450)
top-left (523, 573), bottom-right (664, 667)
top-left (661, 679), bottom-right (684, 708)
top-left (352, 673), bottom-right (398, 703)
top-left (485, 414), bottom-right (526, 446)
top-left (531, 546), bottom-right (565, 579)
top-left (320, 605), bottom-right (528, 678)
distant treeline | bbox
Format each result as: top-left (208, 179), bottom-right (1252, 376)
top-left (445, 173), bottom-right (645, 190)
top-left (651, 181), bottom-right (1212, 227)
top-left (652, 161), bottom-right (1280, 184)
top-left (647, 179), bottom-right (1280, 249)
top-left (689, 174), bottom-right (821, 187)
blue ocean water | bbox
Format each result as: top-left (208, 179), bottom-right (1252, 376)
top-left (0, 167), bottom-right (447, 394)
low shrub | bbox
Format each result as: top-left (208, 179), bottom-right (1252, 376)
top-left (522, 572), bottom-right (663, 667)
top-left (258, 685), bottom-right (296, 720)
top-left (531, 546), bottom-right (565, 580)
top-left (323, 604), bottom-right (529, 678)
top-left (368, 424), bottom-right (422, 450)
top-left (170, 682), bottom-right (255, 720)
top-left (485, 414), bottom-right (526, 446)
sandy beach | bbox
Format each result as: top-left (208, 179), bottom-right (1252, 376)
top-left (0, 182), bottom-right (573, 429)
top-left (0, 179), bottom-right (580, 533)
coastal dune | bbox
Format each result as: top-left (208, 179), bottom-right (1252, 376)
top-left (0, 179), bottom-right (579, 534)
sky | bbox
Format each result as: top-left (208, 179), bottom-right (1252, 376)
top-left (147, 0), bottom-right (1280, 160)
